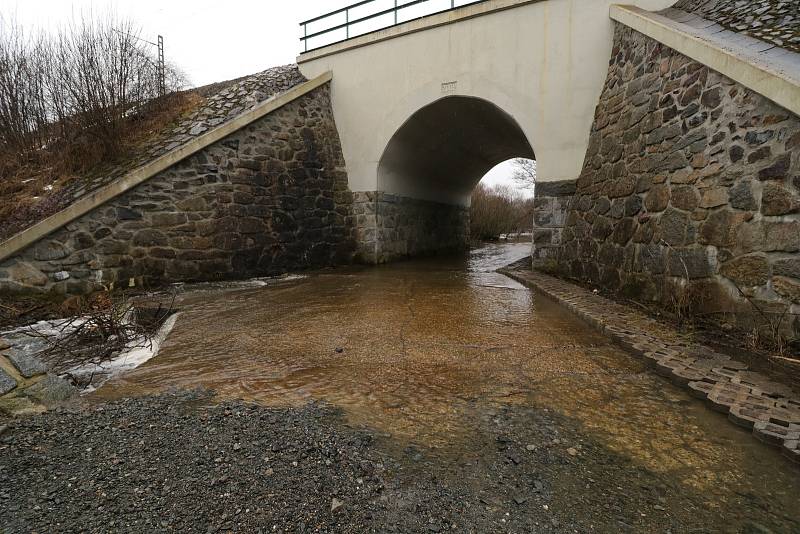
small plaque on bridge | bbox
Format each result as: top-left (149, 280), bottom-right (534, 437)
top-left (441, 81), bottom-right (458, 94)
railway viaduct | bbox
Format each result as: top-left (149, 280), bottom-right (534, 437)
top-left (0, 0), bottom-right (799, 335)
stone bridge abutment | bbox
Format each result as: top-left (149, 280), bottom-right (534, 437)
top-left (1, 0), bottom-right (799, 339)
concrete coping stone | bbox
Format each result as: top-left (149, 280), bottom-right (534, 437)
top-left (610, 5), bottom-right (800, 116)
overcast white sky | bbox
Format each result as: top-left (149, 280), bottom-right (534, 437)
top-left (6, 0), bottom-right (529, 192)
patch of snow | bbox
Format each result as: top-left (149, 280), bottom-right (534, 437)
top-left (1, 317), bottom-right (89, 338)
top-left (73, 312), bottom-right (179, 394)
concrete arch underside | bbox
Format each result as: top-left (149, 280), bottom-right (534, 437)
top-left (378, 96), bottom-right (535, 205)
top-left (350, 95), bottom-right (536, 263)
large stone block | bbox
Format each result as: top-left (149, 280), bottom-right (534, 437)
top-left (761, 183), bottom-right (799, 216)
top-left (729, 180), bottom-right (757, 210)
top-left (6, 261), bottom-right (48, 287)
top-left (536, 179), bottom-right (577, 198)
top-left (698, 210), bottom-right (750, 249)
top-left (32, 242), bottom-right (70, 261)
top-left (719, 255), bottom-right (769, 288)
top-left (7, 350), bottom-right (47, 378)
top-left (645, 185), bottom-right (670, 212)
top-left (774, 258), bottom-right (800, 280)
top-left (763, 221), bottom-right (800, 252)
top-left (667, 247), bottom-right (713, 279)
top-left (773, 277), bottom-right (800, 304)
top-left (659, 208), bottom-right (693, 246)
top-left (671, 186), bottom-right (700, 211)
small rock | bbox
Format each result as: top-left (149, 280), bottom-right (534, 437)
top-left (0, 368), bottom-right (17, 395)
top-left (53, 271), bottom-right (70, 281)
top-left (189, 124), bottom-right (208, 136)
top-left (331, 497), bottom-right (344, 514)
top-left (24, 375), bottom-right (78, 404)
top-left (513, 495), bottom-right (528, 505)
top-left (567, 447), bottom-right (578, 457)
top-left (334, 347), bottom-right (344, 354)
top-left (525, 444), bottom-right (536, 451)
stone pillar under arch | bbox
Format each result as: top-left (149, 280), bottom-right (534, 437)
top-left (352, 191), bottom-right (469, 264)
top-left (532, 180), bottom-right (577, 270)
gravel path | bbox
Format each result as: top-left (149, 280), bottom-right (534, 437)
top-left (3, 390), bottom-right (798, 533)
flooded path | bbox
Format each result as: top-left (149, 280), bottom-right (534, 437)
top-left (94, 243), bottom-right (800, 532)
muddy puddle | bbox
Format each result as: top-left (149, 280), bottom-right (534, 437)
top-left (92, 242), bottom-right (800, 530)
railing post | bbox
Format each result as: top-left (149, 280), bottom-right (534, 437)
top-left (394, 0), bottom-right (398, 25)
top-left (346, 8), bottom-right (350, 39)
top-left (303, 23), bottom-right (307, 52)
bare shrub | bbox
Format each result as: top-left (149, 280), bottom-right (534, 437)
top-left (24, 291), bottom-right (176, 388)
top-left (470, 183), bottom-right (534, 241)
top-left (0, 11), bottom-right (186, 167)
top-left (0, 16), bottom-right (50, 162)
top-left (0, 12), bottom-right (192, 238)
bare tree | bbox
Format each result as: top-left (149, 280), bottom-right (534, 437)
top-left (470, 184), bottom-right (534, 241)
top-left (0, 11), bottom-right (185, 166)
top-left (511, 158), bottom-right (536, 191)
top-left (0, 16), bottom-right (50, 159)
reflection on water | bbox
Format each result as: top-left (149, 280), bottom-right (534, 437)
top-left (95, 242), bottom-right (800, 526)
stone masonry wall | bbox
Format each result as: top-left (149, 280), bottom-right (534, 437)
top-left (1, 65), bottom-right (307, 241)
top-left (532, 180), bottom-right (577, 269)
top-left (557, 24), bottom-right (800, 337)
top-left (353, 192), bottom-right (469, 264)
top-left (0, 84), bottom-right (357, 294)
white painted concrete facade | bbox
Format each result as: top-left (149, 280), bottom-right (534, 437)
top-left (298, 0), bottom-right (675, 204)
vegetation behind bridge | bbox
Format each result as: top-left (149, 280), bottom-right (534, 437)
top-left (0, 13), bottom-right (195, 238)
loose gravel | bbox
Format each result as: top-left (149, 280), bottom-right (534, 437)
top-left (2, 390), bottom-right (798, 533)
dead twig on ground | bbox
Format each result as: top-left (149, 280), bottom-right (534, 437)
top-left (22, 291), bottom-right (176, 387)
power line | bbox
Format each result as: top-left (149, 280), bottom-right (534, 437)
top-left (112, 28), bottom-right (166, 97)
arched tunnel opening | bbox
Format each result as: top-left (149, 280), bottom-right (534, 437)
top-left (372, 96), bottom-right (535, 261)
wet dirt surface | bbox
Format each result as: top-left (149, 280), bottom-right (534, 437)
top-left (17, 243), bottom-right (800, 532)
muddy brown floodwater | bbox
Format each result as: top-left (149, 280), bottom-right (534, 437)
top-left (95, 242), bottom-right (800, 532)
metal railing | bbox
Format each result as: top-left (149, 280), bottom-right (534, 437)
top-left (300, 0), bottom-right (488, 53)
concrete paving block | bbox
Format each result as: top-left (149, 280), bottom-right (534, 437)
top-left (753, 422), bottom-right (800, 447)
